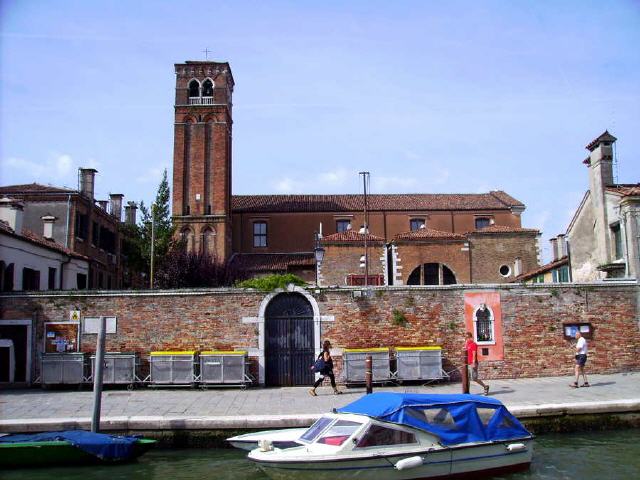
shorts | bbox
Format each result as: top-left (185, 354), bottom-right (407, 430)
top-left (575, 354), bottom-right (587, 367)
top-left (467, 364), bottom-right (479, 381)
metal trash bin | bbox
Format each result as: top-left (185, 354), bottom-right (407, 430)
top-left (90, 352), bottom-right (137, 385)
top-left (199, 351), bottom-right (248, 385)
top-left (41, 353), bottom-right (86, 385)
top-left (149, 351), bottom-right (196, 385)
top-left (395, 346), bottom-right (443, 381)
top-left (343, 347), bottom-right (390, 384)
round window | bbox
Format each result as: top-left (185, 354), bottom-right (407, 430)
top-left (499, 265), bottom-right (511, 277)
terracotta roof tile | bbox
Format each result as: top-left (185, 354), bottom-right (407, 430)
top-left (585, 130), bottom-right (617, 151)
top-left (230, 253), bottom-right (315, 272)
top-left (0, 183), bottom-right (75, 194)
top-left (232, 191), bottom-right (523, 213)
top-left (0, 222), bottom-right (88, 260)
top-left (322, 230), bottom-right (385, 243)
top-left (514, 256), bottom-right (568, 281)
top-left (606, 184), bottom-right (640, 197)
top-left (466, 225), bottom-right (539, 235)
top-left (394, 228), bottom-right (466, 241)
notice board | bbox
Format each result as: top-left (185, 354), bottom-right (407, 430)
top-left (44, 322), bottom-right (80, 353)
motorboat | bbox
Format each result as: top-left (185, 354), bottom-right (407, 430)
top-left (227, 427), bottom-right (307, 451)
top-left (248, 392), bottom-right (533, 479)
top-left (0, 430), bottom-right (156, 468)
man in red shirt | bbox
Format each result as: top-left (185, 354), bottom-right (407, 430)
top-left (465, 332), bottom-right (490, 395)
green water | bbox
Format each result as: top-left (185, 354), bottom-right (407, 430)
top-left (3, 429), bottom-right (639, 479)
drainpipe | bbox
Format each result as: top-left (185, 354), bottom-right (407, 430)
top-left (59, 255), bottom-right (72, 290)
top-left (65, 194), bottom-right (72, 248)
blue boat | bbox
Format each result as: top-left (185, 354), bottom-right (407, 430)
top-left (0, 430), bottom-right (156, 468)
top-left (249, 392), bottom-right (533, 479)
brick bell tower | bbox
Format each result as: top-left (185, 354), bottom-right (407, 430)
top-left (172, 61), bottom-right (234, 261)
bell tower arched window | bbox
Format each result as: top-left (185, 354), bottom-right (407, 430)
top-left (188, 79), bottom-right (200, 98)
top-left (202, 79), bottom-right (213, 97)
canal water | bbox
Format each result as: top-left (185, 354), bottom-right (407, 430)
top-left (3, 429), bottom-right (639, 479)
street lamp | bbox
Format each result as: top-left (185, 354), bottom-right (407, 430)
top-left (313, 232), bottom-right (325, 287)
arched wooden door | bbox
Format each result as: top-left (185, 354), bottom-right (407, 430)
top-left (265, 293), bottom-right (315, 386)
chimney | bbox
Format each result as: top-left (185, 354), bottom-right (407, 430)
top-left (124, 201), bottom-right (138, 225)
top-left (109, 194), bottom-right (124, 221)
top-left (97, 200), bottom-right (109, 210)
top-left (550, 237), bottom-right (559, 261)
top-left (41, 215), bottom-right (57, 240)
top-left (78, 168), bottom-right (98, 200)
top-left (0, 197), bottom-right (24, 234)
top-left (585, 131), bottom-right (617, 266)
top-left (556, 234), bottom-right (567, 258)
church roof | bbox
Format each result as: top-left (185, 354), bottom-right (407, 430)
top-left (322, 230), bottom-right (385, 244)
top-left (393, 228), bottom-right (466, 241)
top-left (0, 183), bottom-right (75, 194)
top-left (231, 191), bottom-right (524, 213)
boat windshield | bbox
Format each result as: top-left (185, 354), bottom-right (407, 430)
top-left (300, 416), bottom-right (334, 443)
top-left (315, 420), bottom-right (363, 447)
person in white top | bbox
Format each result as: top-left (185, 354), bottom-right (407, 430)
top-left (571, 331), bottom-right (589, 388)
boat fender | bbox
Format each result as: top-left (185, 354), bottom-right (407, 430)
top-left (395, 456), bottom-right (423, 471)
top-left (258, 439), bottom-right (274, 452)
top-left (506, 443), bottom-right (527, 452)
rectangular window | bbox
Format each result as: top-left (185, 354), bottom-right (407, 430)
top-left (475, 217), bottom-right (491, 230)
top-left (92, 221), bottom-right (100, 246)
top-left (253, 221), bottom-right (267, 247)
top-left (77, 273), bottom-right (87, 290)
top-left (611, 224), bottom-right (623, 259)
top-left (346, 274), bottom-right (384, 286)
top-left (410, 218), bottom-right (425, 231)
top-left (336, 220), bottom-right (351, 233)
top-left (22, 268), bottom-right (40, 291)
top-left (48, 267), bottom-right (56, 290)
top-left (75, 213), bottom-right (88, 240)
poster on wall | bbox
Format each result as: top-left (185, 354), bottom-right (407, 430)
top-left (44, 322), bottom-right (80, 353)
top-left (463, 292), bottom-right (503, 361)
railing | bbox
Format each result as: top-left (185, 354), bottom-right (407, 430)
top-left (189, 96), bottom-right (214, 105)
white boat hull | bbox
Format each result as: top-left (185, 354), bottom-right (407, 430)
top-left (250, 438), bottom-right (533, 480)
top-left (227, 428), bottom-right (306, 451)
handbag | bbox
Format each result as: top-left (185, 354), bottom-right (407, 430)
top-left (313, 357), bottom-right (325, 371)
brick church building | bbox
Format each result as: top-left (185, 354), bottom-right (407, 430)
top-left (171, 60), bottom-right (540, 286)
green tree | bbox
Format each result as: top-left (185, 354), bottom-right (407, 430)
top-left (121, 169), bottom-right (174, 288)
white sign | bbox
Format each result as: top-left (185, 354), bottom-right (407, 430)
top-left (69, 310), bottom-right (81, 322)
top-left (82, 316), bottom-right (117, 334)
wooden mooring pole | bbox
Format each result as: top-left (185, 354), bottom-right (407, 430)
top-left (365, 355), bottom-right (373, 394)
top-left (91, 316), bottom-right (106, 433)
top-left (462, 348), bottom-right (469, 394)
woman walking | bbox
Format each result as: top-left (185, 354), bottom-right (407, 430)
top-left (309, 340), bottom-right (341, 396)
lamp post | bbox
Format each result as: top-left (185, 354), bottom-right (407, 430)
top-left (314, 232), bottom-right (325, 287)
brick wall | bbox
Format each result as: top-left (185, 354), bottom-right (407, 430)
top-left (321, 244), bottom-right (386, 286)
top-left (469, 232), bottom-right (539, 283)
top-left (1, 283), bottom-right (637, 383)
top-left (394, 241), bottom-right (471, 284)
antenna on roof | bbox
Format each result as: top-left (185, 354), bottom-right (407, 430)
top-left (202, 48), bottom-right (211, 60)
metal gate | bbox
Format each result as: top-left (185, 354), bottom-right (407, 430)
top-left (265, 293), bottom-right (314, 386)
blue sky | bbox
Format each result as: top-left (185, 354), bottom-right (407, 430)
top-left (1, 0), bottom-right (639, 261)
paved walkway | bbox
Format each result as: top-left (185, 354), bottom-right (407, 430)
top-left (1, 371), bottom-right (639, 432)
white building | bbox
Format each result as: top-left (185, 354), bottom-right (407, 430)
top-left (0, 197), bottom-right (89, 291)
top-left (566, 132), bottom-right (640, 281)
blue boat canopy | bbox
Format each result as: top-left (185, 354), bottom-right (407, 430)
top-left (336, 393), bottom-right (531, 446)
top-left (0, 430), bottom-right (141, 461)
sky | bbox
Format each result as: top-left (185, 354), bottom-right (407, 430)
top-left (1, 0), bottom-right (639, 262)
